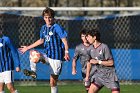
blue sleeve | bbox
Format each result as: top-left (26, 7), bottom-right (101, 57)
top-left (55, 24), bottom-right (67, 38)
top-left (6, 37), bottom-right (20, 68)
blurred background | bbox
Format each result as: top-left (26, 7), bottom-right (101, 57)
top-left (0, 0), bottom-right (140, 7)
top-left (0, 0), bottom-right (140, 16)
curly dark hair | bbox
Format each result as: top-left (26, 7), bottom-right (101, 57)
top-left (86, 29), bottom-right (101, 41)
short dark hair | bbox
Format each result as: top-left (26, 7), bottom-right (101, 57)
top-left (86, 29), bottom-right (101, 41)
top-left (80, 29), bottom-right (87, 36)
top-left (42, 7), bottom-right (55, 18)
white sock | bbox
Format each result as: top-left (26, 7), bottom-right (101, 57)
top-left (0, 91), bottom-right (5, 93)
top-left (51, 86), bottom-right (58, 93)
top-left (14, 90), bottom-right (18, 93)
top-left (30, 61), bottom-right (36, 72)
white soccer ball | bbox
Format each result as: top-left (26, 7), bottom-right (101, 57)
top-left (29, 50), bottom-right (41, 63)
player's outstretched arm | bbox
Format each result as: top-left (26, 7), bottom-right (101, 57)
top-left (6, 37), bottom-right (21, 71)
top-left (19, 39), bottom-right (44, 54)
top-left (85, 62), bottom-right (91, 81)
top-left (72, 58), bottom-right (77, 75)
top-left (61, 38), bottom-right (70, 61)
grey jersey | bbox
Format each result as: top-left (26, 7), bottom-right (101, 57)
top-left (90, 43), bottom-right (118, 81)
top-left (73, 43), bottom-right (93, 74)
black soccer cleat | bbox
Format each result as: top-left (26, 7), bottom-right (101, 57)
top-left (23, 69), bottom-right (37, 79)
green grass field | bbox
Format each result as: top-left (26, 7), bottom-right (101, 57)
top-left (4, 82), bottom-right (140, 93)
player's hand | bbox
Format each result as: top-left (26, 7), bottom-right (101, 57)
top-left (16, 67), bottom-right (20, 72)
top-left (18, 46), bottom-right (28, 54)
top-left (72, 69), bottom-right (77, 75)
top-left (90, 59), bottom-right (98, 64)
top-left (64, 53), bottom-right (70, 61)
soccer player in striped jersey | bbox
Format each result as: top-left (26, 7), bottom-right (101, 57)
top-left (85, 29), bottom-right (120, 93)
top-left (0, 31), bottom-right (20, 93)
top-left (72, 29), bottom-right (96, 93)
top-left (19, 7), bottom-right (70, 93)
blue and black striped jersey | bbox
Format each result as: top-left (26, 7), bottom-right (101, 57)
top-left (0, 36), bottom-right (20, 72)
top-left (40, 23), bottom-right (67, 61)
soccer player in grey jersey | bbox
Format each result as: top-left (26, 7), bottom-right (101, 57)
top-left (86, 29), bottom-right (120, 93)
top-left (72, 29), bottom-right (96, 92)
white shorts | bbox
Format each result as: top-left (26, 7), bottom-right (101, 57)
top-left (0, 71), bottom-right (14, 84)
top-left (47, 58), bottom-right (62, 75)
top-left (42, 53), bottom-right (62, 75)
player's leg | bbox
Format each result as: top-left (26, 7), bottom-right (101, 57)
top-left (88, 83), bottom-right (101, 93)
top-left (0, 72), bottom-right (5, 93)
top-left (88, 76), bottom-right (104, 93)
top-left (29, 50), bottom-right (47, 71)
top-left (0, 82), bottom-right (5, 93)
top-left (4, 71), bottom-right (18, 93)
top-left (112, 90), bottom-right (120, 93)
top-left (29, 50), bottom-right (38, 72)
top-left (6, 83), bottom-right (18, 93)
top-left (82, 72), bottom-right (90, 93)
top-left (23, 50), bottom-right (38, 79)
top-left (109, 81), bottom-right (120, 93)
top-left (84, 80), bottom-right (91, 93)
top-left (48, 58), bottom-right (62, 93)
top-left (23, 51), bottom-right (48, 79)
top-left (83, 65), bottom-right (97, 93)
top-left (111, 81), bottom-right (120, 93)
top-left (39, 53), bottom-right (48, 64)
top-left (23, 69), bottom-right (37, 79)
top-left (102, 72), bottom-right (120, 93)
top-left (23, 60), bottom-right (37, 79)
top-left (50, 75), bottom-right (59, 93)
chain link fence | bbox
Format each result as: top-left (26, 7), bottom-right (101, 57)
top-left (0, 11), bottom-right (140, 85)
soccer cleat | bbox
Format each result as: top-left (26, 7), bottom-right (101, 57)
top-left (23, 69), bottom-right (37, 79)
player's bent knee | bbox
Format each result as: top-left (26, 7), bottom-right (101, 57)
top-left (29, 50), bottom-right (41, 63)
top-left (50, 75), bottom-right (59, 87)
top-left (112, 88), bottom-right (120, 93)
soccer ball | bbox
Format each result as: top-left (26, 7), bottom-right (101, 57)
top-left (29, 50), bottom-right (41, 63)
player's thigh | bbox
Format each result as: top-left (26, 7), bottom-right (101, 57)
top-left (0, 83), bottom-right (4, 91)
top-left (0, 72), bottom-right (4, 91)
top-left (41, 53), bottom-right (49, 63)
top-left (88, 83), bottom-right (99, 93)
